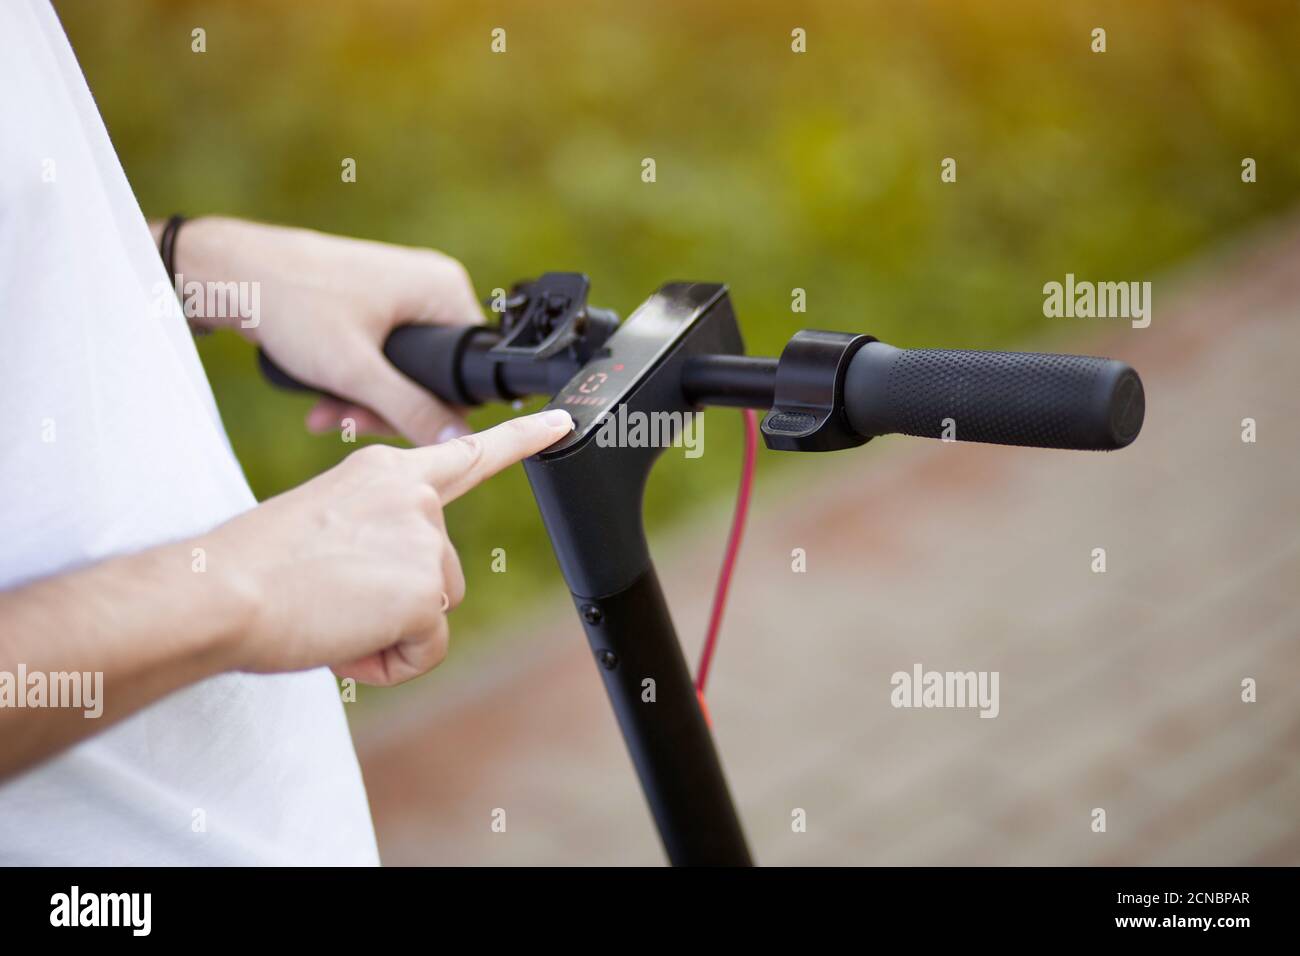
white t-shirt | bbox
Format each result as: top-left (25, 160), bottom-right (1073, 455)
top-left (0, 1), bottom-right (379, 865)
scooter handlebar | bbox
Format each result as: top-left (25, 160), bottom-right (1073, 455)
top-left (258, 327), bottom-right (1146, 452)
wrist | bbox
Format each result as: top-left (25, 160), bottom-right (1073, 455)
top-left (167, 216), bottom-right (263, 339)
top-left (146, 534), bottom-right (262, 675)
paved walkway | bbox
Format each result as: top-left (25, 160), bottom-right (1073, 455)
top-left (354, 216), bottom-right (1300, 865)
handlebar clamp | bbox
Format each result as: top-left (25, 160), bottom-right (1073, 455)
top-left (489, 272), bottom-right (619, 364)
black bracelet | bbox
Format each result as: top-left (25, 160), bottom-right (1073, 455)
top-left (159, 214), bottom-right (213, 336)
top-left (159, 213), bottom-right (185, 283)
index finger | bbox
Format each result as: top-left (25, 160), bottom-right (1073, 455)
top-left (414, 409), bottom-right (574, 503)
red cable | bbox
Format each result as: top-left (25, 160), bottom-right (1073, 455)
top-left (695, 408), bottom-right (759, 706)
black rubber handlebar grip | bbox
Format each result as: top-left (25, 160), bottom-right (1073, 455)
top-left (256, 325), bottom-right (475, 406)
top-left (842, 342), bottom-right (1144, 451)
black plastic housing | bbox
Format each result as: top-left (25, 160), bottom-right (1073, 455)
top-left (524, 282), bottom-right (743, 597)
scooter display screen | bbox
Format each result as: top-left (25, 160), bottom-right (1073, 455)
top-left (542, 283), bottom-right (723, 454)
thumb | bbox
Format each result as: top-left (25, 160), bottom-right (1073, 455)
top-left (413, 409), bottom-right (574, 503)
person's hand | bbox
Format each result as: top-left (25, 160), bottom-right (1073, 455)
top-left (201, 409), bottom-right (573, 686)
top-left (173, 216), bottom-right (484, 444)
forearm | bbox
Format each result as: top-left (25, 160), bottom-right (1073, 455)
top-left (0, 540), bottom-right (253, 782)
top-left (149, 214), bottom-right (256, 286)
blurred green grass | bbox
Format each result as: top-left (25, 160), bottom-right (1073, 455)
top-left (56, 0), bottom-right (1300, 635)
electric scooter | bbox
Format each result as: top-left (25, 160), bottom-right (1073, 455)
top-left (260, 272), bottom-right (1145, 866)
